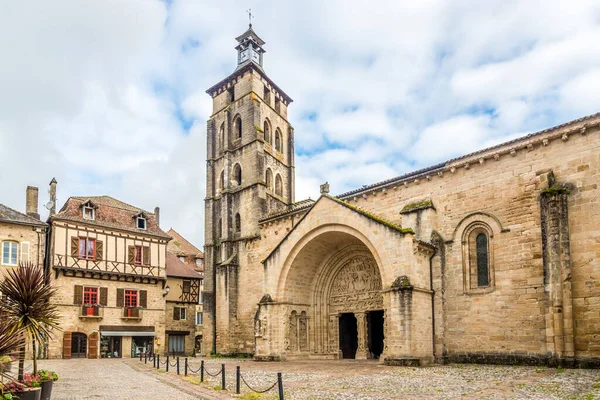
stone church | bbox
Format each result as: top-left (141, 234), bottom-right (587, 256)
top-left (203, 25), bottom-right (600, 367)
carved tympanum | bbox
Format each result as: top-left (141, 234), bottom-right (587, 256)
top-left (329, 255), bottom-right (383, 313)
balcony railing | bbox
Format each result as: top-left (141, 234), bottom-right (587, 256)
top-left (54, 254), bottom-right (163, 279)
top-left (79, 305), bottom-right (103, 319)
top-left (122, 307), bottom-right (143, 320)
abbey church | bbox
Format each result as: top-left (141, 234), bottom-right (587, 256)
top-left (203, 25), bottom-right (600, 367)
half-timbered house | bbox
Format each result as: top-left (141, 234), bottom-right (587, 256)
top-left (47, 189), bottom-right (170, 359)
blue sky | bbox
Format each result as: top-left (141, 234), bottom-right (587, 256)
top-left (0, 0), bottom-right (599, 246)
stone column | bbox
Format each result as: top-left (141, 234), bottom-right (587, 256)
top-left (540, 172), bottom-right (574, 366)
top-left (355, 312), bottom-right (369, 360)
top-left (328, 314), bottom-right (340, 357)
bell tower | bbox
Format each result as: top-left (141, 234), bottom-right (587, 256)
top-left (203, 25), bottom-right (295, 355)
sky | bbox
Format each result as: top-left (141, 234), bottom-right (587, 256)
top-left (0, 0), bottom-right (599, 247)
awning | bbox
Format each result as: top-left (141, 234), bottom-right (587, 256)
top-left (100, 331), bottom-right (156, 337)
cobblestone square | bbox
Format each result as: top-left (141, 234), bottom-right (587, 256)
top-left (26, 358), bottom-right (600, 399)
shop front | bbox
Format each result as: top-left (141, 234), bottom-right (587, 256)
top-left (99, 325), bottom-right (156, 358)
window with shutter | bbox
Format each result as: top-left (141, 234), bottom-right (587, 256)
top-left (20, 242), bottom-right (30, 264)
top-left (95, 240), bottom-right (103, 261)
top-left (73, 285), bottom-right (83, 305)
top-left (99, 287), bottom-right (108, 306)
top-left (77, 238), bottom-right (96, 260)
top-left (173, 307), bottom-right (180, 321)
top-left (139, 290), bottom-right (147, 308)
top-left (180, 307), bottom-right (186, 320)
top-left (134, 246), bottom-right (143, 266)
top-left (116, 288), bottom-right (124, 307)
top-left (182, 280), bottom-right (191, 294)
top-left (124, 290), bottom-right (138, 307)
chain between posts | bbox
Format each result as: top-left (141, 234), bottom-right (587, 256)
top-left (138, 356), bottom-right (284, 399)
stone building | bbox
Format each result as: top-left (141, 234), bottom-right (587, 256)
top-left (165, 228), bottom-right (204, 355)
top-left (164, 251), bottom-right (203, 356)
top-left (46, 182), bottom-right (170, 359)
top-left (0, 186), bottom-right (47, 275)
top-left (203, 25), bottom-right (600, 367)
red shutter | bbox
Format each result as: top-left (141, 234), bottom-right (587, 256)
top-left (63, 332), bottom-right (72, 359)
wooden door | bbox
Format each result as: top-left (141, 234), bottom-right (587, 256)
top-left (62, 332), bottom-right (72, 359)
top-left (88, 332), bottom-right (98, 359)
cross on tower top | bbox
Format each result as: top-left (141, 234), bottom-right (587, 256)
top-left (246, 8), bottom-right (254, 28)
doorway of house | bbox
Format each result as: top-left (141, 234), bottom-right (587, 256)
top-left (339, 313), bottom-right (358, 359)
top-left (71, 333), bottom-right (87, 358)
top-left (367, 310), bottom-right (384, 359)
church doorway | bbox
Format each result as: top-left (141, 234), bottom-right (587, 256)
top-left (339, 313), bottom-right (358, 359)
top-left (367, 310), bottom-right (384, 359)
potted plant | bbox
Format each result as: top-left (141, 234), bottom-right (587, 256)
top-left (0, 263), bottom-right (61, 381)
top-left (37, 370), bottom-right (58, 400)
top-left (4, 374), bottom-right (41, 400)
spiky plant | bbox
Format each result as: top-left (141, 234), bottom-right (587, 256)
top-left (0, 316), bottom-right (25, 388)
top-left (0, 263), bottom-right (60, 380)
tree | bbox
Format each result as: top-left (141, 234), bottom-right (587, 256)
top-left (0, 263), bottom-right (60, 380)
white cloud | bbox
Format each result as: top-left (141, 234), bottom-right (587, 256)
top-left (1, 0), bottom-right (599, 247)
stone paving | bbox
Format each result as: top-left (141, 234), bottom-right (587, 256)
top-left (22, 358), bottom-right (600, 399)
top-left (33, 359), bottom-right (197, 400)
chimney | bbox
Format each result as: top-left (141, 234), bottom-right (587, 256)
top-left (49, 178), bottom-right (57, 216)
top-left (26, 186), bottom-right (40, 220)
top-left (154, 207), bottom-right (160, 227)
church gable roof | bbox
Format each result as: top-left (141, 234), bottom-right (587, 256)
top-left (261, 195), bottom-right (414, 264)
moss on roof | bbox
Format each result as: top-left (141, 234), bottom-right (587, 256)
top-left (327, 195), bottom-right (415, 235)
top-left (400, 200), bottom-right (435, 214)
top-left (541, 186), bottom-right (571, 197)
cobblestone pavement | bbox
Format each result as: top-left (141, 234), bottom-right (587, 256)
top-left (22, 358), bottom-right (600, 399)
top-left (134, 357), bottom-right (600, 400)
top-left (33, 359), bottom-right (198, 399)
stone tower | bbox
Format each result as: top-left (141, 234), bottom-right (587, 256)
top-left (203, 25), bottom-right (295, 354)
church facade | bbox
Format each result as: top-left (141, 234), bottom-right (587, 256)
top-left (203, 26), bottom-right (600, 367)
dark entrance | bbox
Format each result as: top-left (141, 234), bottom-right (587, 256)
top-left (71, 333), bottom-right (87, 358)
top-left (339, 313), bottom-right (358, 359)
top-left (367, 310), bottom-right (384, 359)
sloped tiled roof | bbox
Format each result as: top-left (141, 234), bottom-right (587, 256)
top-left (259, 198), bottom-right (315, 223)
top-left (166, 252), bottom-right (203, 279)
top-left (0, 203), bottom-right (47, 227)
top-left (167, 228), bottom-right (204, 258)
top-left (53, 196), bottom-right (169, 239)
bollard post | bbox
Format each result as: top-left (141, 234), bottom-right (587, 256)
top-left (157, 354), bottom-right (160, 370)
top-left (166, 355), bottom-right (169, 372)
top-left (177, 357), bottom-right (180, 375)
top-left (185, 358), bottom-right (188, 376)
top-left (144, 352), bottom-right (147, 364)
top-left (200, 360), bottom-right (204, 382)
top-left (277, 372), bottom-right (284, 400)
top-left (221, 364), bottom-right (226, 390)
top-left (153, 354), bottom-right (156, 368)
top-left (236, 366), bottom-right (240, 394)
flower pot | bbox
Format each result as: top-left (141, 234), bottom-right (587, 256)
top-left (14, 387), bottom-right (41, 400)
top-left (40, 380), bottom-right (53, 400)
